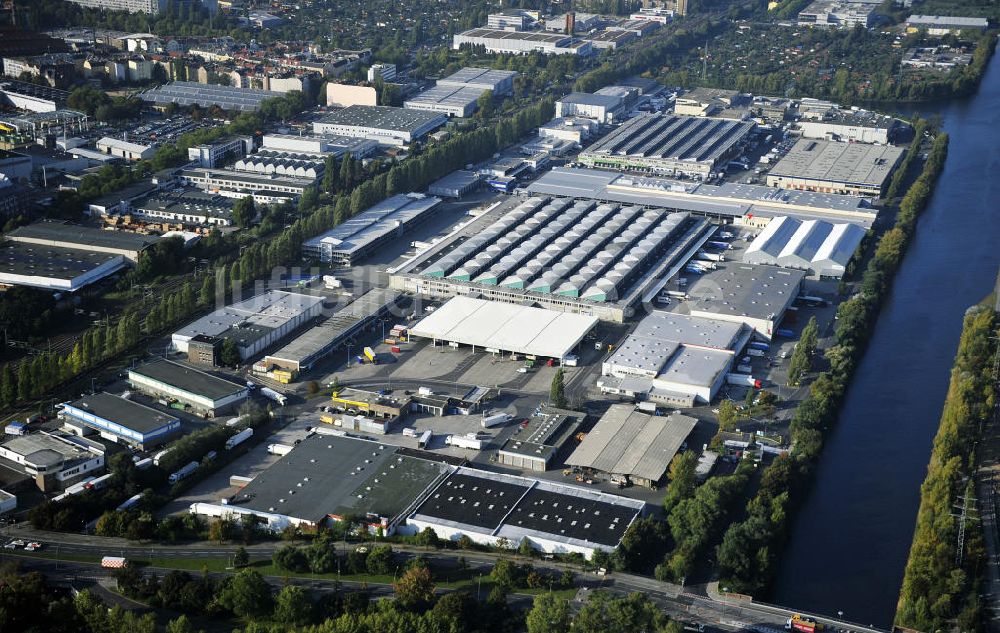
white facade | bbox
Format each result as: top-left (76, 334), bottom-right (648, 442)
top-left (97, 137), bottom-right (156, 161)
top-left (367, 64), bottom-right (397, 83)
top-left (127, 363), bottom-right (249, 415)
top-left (453, 29), bottom-right (593, 56)
top-left (539, 116), bottom-right (599, 143)
top-left (66, 0), bottom-right (160, 14)
top-left (0, 491), bottom-right (16, 515)
top-left (187, 137), bottom-right (252, 168)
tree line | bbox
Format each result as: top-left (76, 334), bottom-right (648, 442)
top-left (895, 305), bottom-right (996, 629)
top-left (715, 124), bottom-right (950, 594)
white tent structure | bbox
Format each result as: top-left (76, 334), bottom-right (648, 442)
top-left (743, 216), bottom-right (865, 279)
top-left (409, 296), bottom-right (598, 360)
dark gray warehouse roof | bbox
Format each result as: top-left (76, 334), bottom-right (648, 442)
top-left (129, 359), bottom-right (246, 401)
top-left (64, 392), bottom-right (178, 434)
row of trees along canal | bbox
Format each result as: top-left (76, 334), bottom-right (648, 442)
top-left (0, 92), bottom-right (555, 418)
top-left (713, 121), bottom-right (950, 595)
top-left (894, 302), bottom-right (998, 629)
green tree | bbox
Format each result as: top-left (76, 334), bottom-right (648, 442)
top-left (550, 368), bottom-right (567, 408)
top-left (718, 399), bottom-right (739, 431)
top-left (220, 338), bottom-right (240, 367)
top-left (393, 565), bottom-right (435, 610)
top-left (1, 364), bottom-right (15, 408)
top-left (366, 544), bottom-right (394, 575)
top-left (232, 195), bottom-right (255, 228)
top-left (526, 593), bottom-right (571, 633)
top-left (217, 569), bottom-right (272, 618)
top-left (663, 452), bottom-right (698, 511)
top-left (165, 614), bottom-right (199, 633)
top-left (198, 274), bottom-right (215, 307)
top-left (233, 546), bottom-right (249, 568)
top-left (274, 585), bottom-right (314, 626)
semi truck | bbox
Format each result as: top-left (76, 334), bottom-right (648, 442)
top-left (169, 461), bottom-right (199, 484)
top-left (417, 430), bottom-right (432, 449)
top-left (696, 251), bottom-right (725, 262)
top-left (446, 434), bottom-right (484, 450)
top-left (225, 414), bottom-right (250, 427)
top-left (749, 341), bottom-right (770, 352)
top-left (117, 494), bottom-right (142, 512)
top-left (152, 449), bottom-right (172, 467)
top-left (775, 328), bottom-right (795, 338)
top-left (226, 428), bottom-right (253, 450)
top-left (267, 443), bottom-right (293, 456)
top-left (260, 387), bottom-right (287, 406)
top-left (481, 413), bottom-right (511, 428)
top-left (726, 373), bottom-right (762, 389)
top-left (747, 348), bottom-right (766, 357)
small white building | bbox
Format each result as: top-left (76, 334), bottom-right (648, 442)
top-left (96, 137), bottom-right (156, 161)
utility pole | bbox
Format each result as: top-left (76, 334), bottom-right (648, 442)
top-left (952, 492), bottom-right (977, 566)
top-left (702, 38), bottom-right (709, 81)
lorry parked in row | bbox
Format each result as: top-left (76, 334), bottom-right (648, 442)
top-left (260, 388), bottom-right (287, 406)
top-left (727, 373), bottom-right (763, 389)
top-left (226, 428), bottom-right (253, 450)
top-left (481, 412), bottom-right (512, 428)
top-left (169, 461), bottom-right (199, 484)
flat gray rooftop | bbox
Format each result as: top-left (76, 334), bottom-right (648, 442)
top-left (129, 359), bottom-right (246, 401)
top-left (498, 406), bottom-right (585, 461)
top-left (438, 67), bottom-right (518, 89)
top-left (140, 81), bottom-right (283, 112)
top-left (565, 404), bottom-right (697, 483)
top-left (235, 434), bottom-right (450, 524)
top-left (558, 92), bottom-right (622, 108)
top-left (768, 139), bottom-right (905, 187)
top-left (406, 85), bottom-right (484, 109)
top-left (303, 194), bottom-right (441, 258)
top-left (180, 168), bottom-right (314, 189)
top-left (318, 105), bottom-right (446, 132)
top-left (7, 220), bottom-right (159, 252)
top-left (682, 263), bottom-right (805, 321)
top-left (64, 392), bottom-right (178, 434)
top-left (0, 241), bottom-right (121, 280)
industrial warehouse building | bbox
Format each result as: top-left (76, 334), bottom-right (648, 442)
top-left (905, 14), bottom-right (988, 34)
top-left (766, 139), bottom-right (906, 197)
top-left (60, 392), bottom-right (181, 450)
top-left (131, 189), bottom-right (237, 227)
top-left (565, 405), bottom-right (697, 488)
top-left (96, 137), bottom-right (156, 161)
top-left (408, 296), bottom-right (598, 361)
top-left (404, 85), bottom-right (486, 118)
top-left (264, 287), bottom-right (401, 372)
top-left (437, 67), bottom-right (518, 96)
top-left (6, 220), bottom-right (159, 262)
top-left (172, 290), bottom-right (325, 360)
top-left (260, 134), bottom-right (377, 159)
top-left (555, 92), bottom-right (625, 124)
top-left (390, 196), bottom-right (714, 322)
top-left (538, 117), bottom-right (599, 144)
top-left (408, 466), bottom-right (646, 559)
top-left (497, 406), bottom-right (586, 472)
top-left (580, 114), bottom-right (756, 178)
top-left (598, 311), bottom-right (750, 406)
top-left (527, 167), bottom-right (878, 228)
top-left (677, 263), bottom-right (806, 339)
top-left (302, 193), bottom-right (442, 265)
top-left (742, 215), bottom-right (866, 279)
top-left (428, 170), bottom-right (482, 198)
top-left (0, 241), bottom-right (127, 291)
top-left (312, 105), bottom-right (447, 145)
top-left (140, 81), bottom-right (284, 112)
top-left (179, 168), bottom-right (314, 201)
top-left (794, 110), bottom-right (901, 145)
top-left (453, 29), bottom-right (593, 56)
top-left (128, 359), bottom-right (249, 416)
top-left (0, 431), bottom-right (105, 492)
top-left (233, 150), bottom-right (325, 180)
top-left (190, 434), bottom-right (452, 532)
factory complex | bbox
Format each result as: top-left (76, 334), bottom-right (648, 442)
top-left (59, 392), bottom-right (181, 450)
top-left (526, 167), bottom-right (878, 227)
top-left (140, 81), bottom-right (285, 112)
top-left (390, 195), bottom-right (715, 322)
top-left (579, 114), bottom-right (756, 178)
top-left (302, 193), bottom-right (442, 265)
top-left (0, 431), bottom-right (105, 493)
top-left (190, 434), bottom-right (646, 559)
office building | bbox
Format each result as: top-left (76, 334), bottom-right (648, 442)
top-left (178, 168), bottom-right (314, 199)
top-left (60, 392), bottom-right (181, 450)
top-left (538, 116), bottom-right (599, 144)
top-left (187, 137), bottom-right (253, 168)
top-left (128, 359), bottom-right (249, 416)
top-left (65, 0), bottom-right (161, 14)
top-left (797, 1), bottom-right (876, 28)
top-left (766, 139), bottom-right (905, 197)
top-left (580, 114), bottom-right (755, 179)
top-left (487, 10), bottom-right (530, 30)
top-left (131, 189), bottom-right (238, 227)
top-left (367, 63), bottom-right (397, 83)
top-left (0, 431), bottom-right (105, 492)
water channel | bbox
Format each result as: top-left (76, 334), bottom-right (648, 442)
top-left (771, 50), bottom-right (1000, 627)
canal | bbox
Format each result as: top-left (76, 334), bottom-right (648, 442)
top-left (771, 51), bottom-right (1000, 626)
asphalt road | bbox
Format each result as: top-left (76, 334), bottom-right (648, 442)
top-left (1, 524), bottom-right (889, 633)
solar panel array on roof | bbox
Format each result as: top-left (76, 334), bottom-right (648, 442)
top-left (585, 114), bottom-right (755, 164)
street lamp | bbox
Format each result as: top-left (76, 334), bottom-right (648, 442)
top-left (721, 587), bottom-right (729, 623)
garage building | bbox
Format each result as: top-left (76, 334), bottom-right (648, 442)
top-left (564, 404), bottom-right (697, 488)
top-left (128, 358), bottom-right (249, 416)
top-left (408, 296), bottom-right (598, 362)
top-left (60, 391), bottom-right (181, 449)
